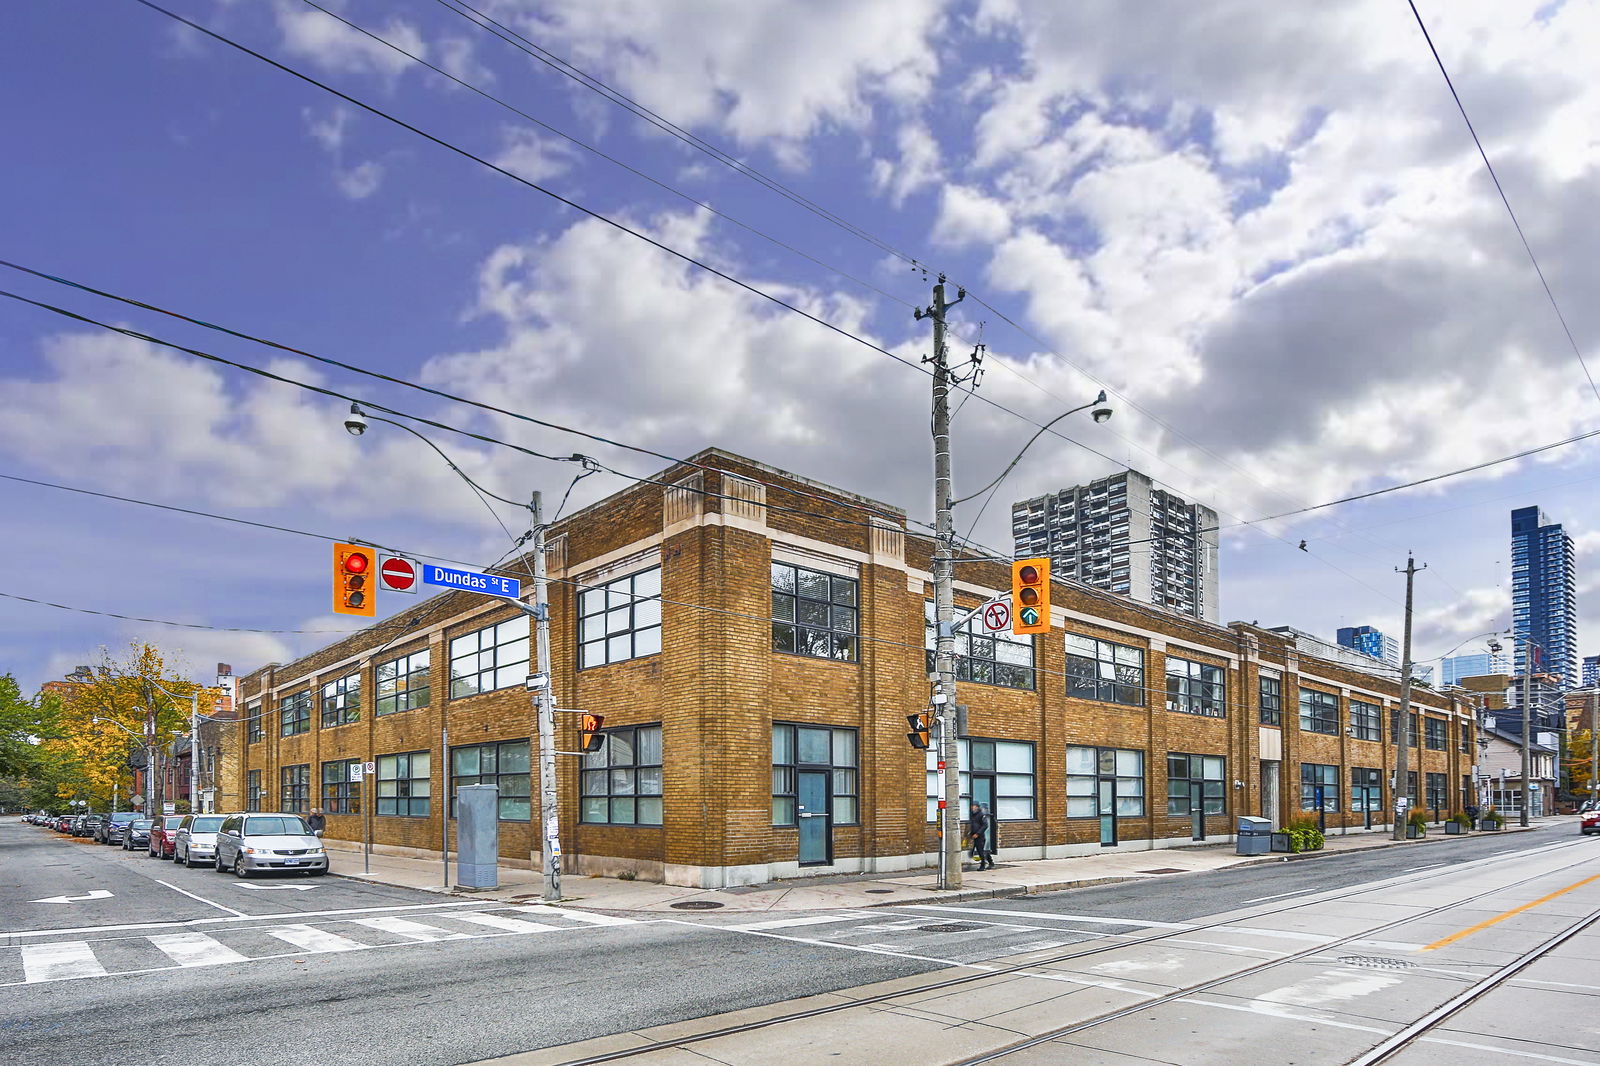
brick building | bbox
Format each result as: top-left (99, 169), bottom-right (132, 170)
top-left (234, 449), bottom-right (1476, 888)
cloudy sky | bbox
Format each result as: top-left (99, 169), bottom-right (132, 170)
top-left (4, 0), bottom-right (1600, 692)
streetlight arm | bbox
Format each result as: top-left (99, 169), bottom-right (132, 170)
top-left (90, 717), bottom-right (145, 742)
top-left (362, 410), bottom-right (534, 512)
top-left (949, 392), bottom-right (1109, 507)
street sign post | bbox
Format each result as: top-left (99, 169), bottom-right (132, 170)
top-left (378, 555), bottom-right (419, 594)
top-left (421, 564), bottom-right (521, 599)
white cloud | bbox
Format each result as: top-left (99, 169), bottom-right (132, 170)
top-left (335, 160), bottom-right (384, 200)
top-left (273, 3), bottom-right (425, 80)
top-left (492, 127), bottom-right (578, 184)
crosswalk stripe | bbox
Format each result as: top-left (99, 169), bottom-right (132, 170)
top-left (21, 942), bottom-right (107, 983)
top-left (148, 932), bottom-right (249, 967)
top-left (266, 924), bottom-right (365, 953)
top-left (446, 912), bottom-right (559, 934)
top-left (350, 916), bottom-right (469, 942)
top-left (732, 914), bottom-right (864, 932)
top-left (537, 908), bottom-right (633, 927)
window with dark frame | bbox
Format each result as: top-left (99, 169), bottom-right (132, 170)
top-left (1425, 772), bottom-right (1448, 811)
top-left (376, 750), bottom-right (431, 817)
top-left (1258, 674), bottom-right (1282, 726)
top-left (924, 738), bottom-right (1035, 821)
top-left (923, 602), bottom-right (1034, 690)
top-left (1459, 722), bottom-right (1472, 753)
top-left (451, 740), bottom-right (531, 821)
top-left (1390, 709), bottom-right (1419, 747)
top-left (772, 724), bottom-right (858, 825)
top-left (1424, 718), bottom-right (1447, 751)
top-left (279, 691), bottom-right (311, 737)
top-left (279, 764), bottom-right (310, 813)
top-left (1165, 656), bottom-right (1225, 717)
top-left (1351, 767), bottom-right (1382, 811)
top-left (578, 568), bottom-right (662, 669)
top-left (1065, 634), bottom-right (1145, 706)
top-left (376, 650), bottom-right (430, 716)
top-left (320, 673), bottom-right (359, 729)
top-left (321, 759), bottom-right (361, 815)
top-left (1166, 753), bottom-right (1226, 815)
top-left (246, 769), bottom-right (264, 811)
top-left (1300, 762), bottom-right (1339, 810)
top-left (450, 617), bottom-right (530, 698)
top-left (1350, 699), bottom-right (1382, 742)
top-left (1066, 746), bottom-right (1145, 817)
top-left (1298, 687), bottom-right (1339, 735)
top-left (247, 703), bottom-right (263, 743)
top-left (581, 725), bottom-right (663, 825)
top-left (771, 562), bottom-right (859, 662)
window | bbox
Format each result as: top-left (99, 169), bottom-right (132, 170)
top-left (1165, 657), bottom-right (1225, 717)
top-left (1351, 767), bottom-right (1382, 812)
top-left (1390, 709), bottom-right (1419, 747)
top-left (1166, 754), bottom-right (1226, 815)
top-left (451, 740), bottom-right (531, 821)
top-left (1065, 635), bottom-right (1144, 706)
top-left (279, 764), bottom-right (310, 813)
top-left (376, 650), bottom-right (430, 716)
top-left (247, 703), bottom-right (263, 744)
top-left (321, 759), bottom-right (360, 815)
top-left (1425, 772), bottom-right (1448, 811)
top-left (1259, 674), bottom-right (1282, 726)
top-left (1350, 699), bottom-right (1382, 742)
top-left (1459, 723), bottom-right (1472, 754)
top-left (279, 691), bottom-right (311, 737)
top-left (1424, 718), bottom-right (1447, 751)
top-left (924, 738), bottom-right (1035, 821)
top-left (924, 602), bottom-right (1035, 689)
top-left (246, 769), bottom-right (264, 812)
top-left (582, 725), bottom-right (663, 825)
top-left (1066, 746), bottom-right (1145, 817)
top-left (771, 562), bottom-right (858, 662)
top-left (578, 568), bottom-right (662, 669)
top-left (1300, 763), bottom-right (1339, 811)
top-left (377, 751), bottom-right (431, 817)
top-left (772, 724), bottom-right (858, 825)
top-left (1298, 688), bottom-right (1339, 735)
top-left (320, 673), bottom-right (359, 729)
top-left (450, 616), bottom-right (530, 697)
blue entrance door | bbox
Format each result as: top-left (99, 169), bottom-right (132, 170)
top-left (797, 771), bottom-right (830, 865)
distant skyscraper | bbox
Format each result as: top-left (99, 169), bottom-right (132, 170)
top-left (1442, 652), bottom-right (1509, 686)
top-left (1584, 655), bottom-right (1599, 688)
top-left (1012, 470), bottom-right (1220, 621)
top-left (1336, 625), bottom-right (1399, 666)
top-left (1510, 506), bottom-right (1577, 686)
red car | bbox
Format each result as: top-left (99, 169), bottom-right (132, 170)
top-left (149, 814), bottom-right (186, 858)
top-left (1582, 810), bottom-right (1600, 836)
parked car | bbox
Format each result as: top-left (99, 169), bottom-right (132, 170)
top-left (75, 815), bottom-right (103, 838)
top-left (173, 814), bottom-right (227, 868)
top-left (149, 814), bottom-right (186, 859)
top-left (214, 813), bottom-right (328, 877)
top-left (1582, 810), bottom-right (1600, 836)
top-left (124, 818), bottom-right (153, 850)
top-left (97, 811), bottom-right (140, 845)
top-left (54, 814), bottom-right (73, 832)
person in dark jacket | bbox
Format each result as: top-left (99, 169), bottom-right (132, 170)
top-left (969, 802), bottom-right (994, 870)
top-left (307, 808), bottom-right (326, 836)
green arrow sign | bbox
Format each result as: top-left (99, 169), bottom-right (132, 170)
top-left (1018, 606), bottom-right (1041, 627)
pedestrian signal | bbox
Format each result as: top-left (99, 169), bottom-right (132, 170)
top-left (906, 710), bottom-right (933, 750)
top-left (1011, 558), bottom-right (1050, 635)
top-left (334, 543), bottom-right (375, 617)
top-left (578, 712), bottom-right (606, 753)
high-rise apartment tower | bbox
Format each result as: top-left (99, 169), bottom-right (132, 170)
top-left (1510, 505), bottom-right (1577, 686)
top-left (1336, 625), bottom-right (1399, 666)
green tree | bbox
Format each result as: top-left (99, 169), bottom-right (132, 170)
top-left (0, 672), bottom-right (50, 778)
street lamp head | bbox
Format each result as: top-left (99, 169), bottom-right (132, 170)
top-left (343, 402), bottom-right (368, 437)
top-left (1091, 389), bottom-right (1112, 423)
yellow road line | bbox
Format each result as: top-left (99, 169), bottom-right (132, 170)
top-left (1423, 873), bottom-right (1600, 951)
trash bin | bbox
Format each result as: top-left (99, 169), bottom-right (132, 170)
top-left (1236, 815), bottom-right (1272, 855)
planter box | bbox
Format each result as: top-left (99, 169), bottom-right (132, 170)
top-left (1270, 832), bottom-right (1290, 852)
top-left (1406, 825), bottom-right (1425, 839)
top-left (1479, 820), bottom-right (1502, 831)
top-left (1445, 821), bottom-right (1464, 835)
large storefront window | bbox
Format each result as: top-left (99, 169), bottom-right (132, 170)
top-left (1166, 753), bottom-right (1225, 815)
top-left (581, 725), bottom-right (663, 825)
top-left (1300, 763), bottom-right (1339, 811)
top-left (1065, 635), bottom-right (1144, 706)
top-left (452, 740), bottom-right (532, 821)
top-left (1066, 746), bottom-right (1145, 817)
top-left (924, 738), bottom-right (1035, 821)
top-left (772, 724), bottom-right (857, 825)
top-left (1351, 767), bottom-right (1382, 812)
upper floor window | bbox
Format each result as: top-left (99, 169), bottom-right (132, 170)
top-left (578, 568), bottom-right (662, 669)
top-left (1298, 687), bottom-right (1339, 735)
top-left (279, 691), bottom-right (311, 737)
top-left (582, 725), bottom-right (663, 826)
top-left (376, 650), bottom-right (429, 716)
top-left (1259, 674), bottom-right (1282, 726)
top-left (1165, 656), bottom-right (1225, 717)
top-left (247, 703), bottom-right (263, 744)
top-left (924, 602), bottom-right (1034, 690)
top-left (1424, 718), bottom-right (1447, 751)
top-left (1065, 634), bottom-right (1144, 706)
top-left (772, 562), bottom-right (858, 662)
top-left (320, 673), bottom-right (359, 729)
top-left (1390, 709), bottom-right (1419, 747)
top-left (450, 616), bottom-right (530, 697)
top-left (1350, 699), bottom-right (1382, 742)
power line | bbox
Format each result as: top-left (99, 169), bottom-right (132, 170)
top-left (1407, 0), bottom-right (1600, 409)
top-left (0, 590), bottom-right (360, 635)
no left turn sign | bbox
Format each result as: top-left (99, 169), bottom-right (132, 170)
top-left (379, 555), bottom-right (419, 594)
top-left (980, 601), bottom-right (1011, 633)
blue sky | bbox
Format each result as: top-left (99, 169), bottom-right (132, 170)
top-left (5, 0), bottom-right (1600, 691)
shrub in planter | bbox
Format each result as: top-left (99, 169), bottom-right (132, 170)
top-left (1406, 810), bottom-right (1428, 838)
top-left (1284, 815), bottom-right (1325, 853)
top-left (1446, 812), bottom-right (1470, 834)
top-left (1480, 807), bottom-right (1505, 830)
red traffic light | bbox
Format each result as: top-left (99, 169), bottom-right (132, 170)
top-left (343, 551), bottom-right (370, 574)
top-left (1017, 564), bottom-right (1039, 585)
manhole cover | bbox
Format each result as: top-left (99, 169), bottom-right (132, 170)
top-left (865, 888), bottom-right (894, 894)
top-left (1337, 955), bottom-right (1414, 970)
top-left (918, 923), bottom-right (984, 933)
top-left (669, 900), bottom-right (724, 910)
top-left (1138, 868), bottom-right (1185, 874)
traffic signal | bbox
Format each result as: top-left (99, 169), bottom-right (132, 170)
top-left (1011, 557), bottom-right (1050, 635)
top-left (333, 543), bottom-right (375, 617)
top-left (906, 710), bottom-right (932, 750)
top-left (578, 712), bottom-right (606, 753)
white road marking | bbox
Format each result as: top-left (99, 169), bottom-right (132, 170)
top-left (1241, 890), bottom-right (1309, 903)
top-left (232, 884), bottom-right (317, 891)
top-left (2, 898), bottom-right (510, 939)
top-left (266, 924), bottom-right (365, 953)
top-left (901, 906), bottom-right (1193, 929)
top-left (541, 908), bottom-right (635, 927)
top-left (147, 932), bottom-right (249, 967)
top-left (28, 890), bottom-right (113, 904)
top-left (153, 879), bottom-right (247, 916)
top-left (730, 914), bottom-right (867, 932)
top-left (20, 942), bottom-right (107, 983)
top-left (446, 912), bottom-right (559, 933)
top-left (350, 916), bottom-right (470, 942)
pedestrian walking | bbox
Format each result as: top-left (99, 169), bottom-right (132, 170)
top-left (969, 802), bottom-right (993, 870)
top-left (307, 808), bottom-right (326, 837)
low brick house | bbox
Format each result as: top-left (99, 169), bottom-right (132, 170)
top-left (235, 448), bottom-right (1475, 887)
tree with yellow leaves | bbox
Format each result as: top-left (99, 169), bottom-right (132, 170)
top-left (1565, 729), bottom-right (1597, 804)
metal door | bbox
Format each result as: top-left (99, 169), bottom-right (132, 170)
top-left (1098, 779), bottom-right (1117, 846)
top-left (797, 770), bottom-right (831, 865)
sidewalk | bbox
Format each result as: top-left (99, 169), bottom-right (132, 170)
top-left (325, 816), bottom-right (1569, 915)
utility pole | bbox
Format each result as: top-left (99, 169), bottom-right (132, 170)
top-left (1521, 649), bottom-right (1533, 826)
top-left (1392, 555), bottom-right (1424, 841)
top-left (188, 690), bottom-right (199, 814)
top-left (1590, 689), bottom-right (1598, 808)
top-left (919, 276), bottom-right (965, 890)
top-left (529, 491), bottom-right (561, 902)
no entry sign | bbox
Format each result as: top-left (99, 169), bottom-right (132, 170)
top-left (378, 555), bottom-right (419, 594)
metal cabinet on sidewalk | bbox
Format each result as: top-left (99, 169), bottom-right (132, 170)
top-left (1235, 815), bottom-right (1272, 855)
top-left (456, 784), bottom-right (499, 889)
